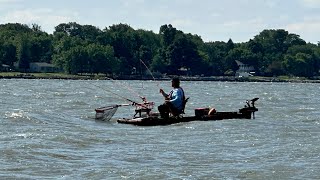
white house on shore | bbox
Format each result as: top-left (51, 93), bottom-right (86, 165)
top-left (235, 60), bottom-right (255, 77)
top-left (29, 62), bottom-right (61, 73)
top-left (14, 62), bottom-right (62, 73)
top-left (1, 64), bottom-right (11, 72)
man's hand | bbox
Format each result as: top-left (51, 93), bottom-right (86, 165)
top-left (159, 89), bottom-right (164, 94)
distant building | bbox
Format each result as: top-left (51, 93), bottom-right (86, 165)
top-left (1, 64), bottom-right (11, 72)
top-left (235, 60), bottom-right (255, 77)
top-left (29, 62), bottom-right (61, 73)
top-left (178, 67), bottom-right (189, 76)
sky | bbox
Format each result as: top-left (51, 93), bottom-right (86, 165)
top-left (1, 0), bottom-right (320, 43)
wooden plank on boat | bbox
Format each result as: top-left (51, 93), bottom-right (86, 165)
top-left (105, 98), bottom-right (259, 126)
top-left (117, 109), bottom-right (256, 126)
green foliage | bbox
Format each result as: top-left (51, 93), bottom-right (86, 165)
top-left (86, 43), bottom-right (119, 74)
top-left (0, 41), bottom-right (17, 66)
top-left (203, 41), bottom-right (229, 75)
top-left (105, 23), bottom-right (141, 74)
top-left (157, 24), bottom-right (204, 75)
top-left (283, 53), bottom-right (310, 77)
top-left (0, 22), bottom-right (319, 77)
top-left (283, 43), bottom-right (320, 77)
top-left (16, 35), bottom-right (31, 72)
top-left (54, 22), bottom-right (102, 43)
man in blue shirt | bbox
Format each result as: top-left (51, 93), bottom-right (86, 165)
top-left (158, 77), bottom-right (185, 118)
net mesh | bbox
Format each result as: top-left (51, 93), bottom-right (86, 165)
top-left (95, 105), bottom-right (119, 121)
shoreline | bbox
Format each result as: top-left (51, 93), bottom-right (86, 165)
top-left (1, 73), bottom-right (320, 83)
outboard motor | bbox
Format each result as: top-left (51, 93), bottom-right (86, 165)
top-left (239, 98), bottom-right (259, 119)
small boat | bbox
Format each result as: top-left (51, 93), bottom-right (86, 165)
top-left (116, 98), bottom-right (259, 126)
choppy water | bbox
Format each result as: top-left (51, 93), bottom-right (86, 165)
top-left (1, 79), bottom-right (319, 179)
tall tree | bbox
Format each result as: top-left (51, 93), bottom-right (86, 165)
top-left (86, 43), bottom-right (119, 75)
top-left (0, 41), bottom-right (17, 67)
top-left (106, 23), bottom-right (140, 74)
top-left (159, 24), bottom-right (178, 47)
top-left (283, 53), bottom-right (314, 77)
top-left (16, 35), bottom-right (31, 72)
top-left (203, 41), bottom-right (229, 76)
top-left (157, 24), bottom-right (203, 75)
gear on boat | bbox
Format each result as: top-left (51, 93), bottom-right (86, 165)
top-left (116, 98), bottom-right (260, 126)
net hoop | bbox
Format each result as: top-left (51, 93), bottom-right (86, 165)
top-left (95, 105), bottom-right (119, 120)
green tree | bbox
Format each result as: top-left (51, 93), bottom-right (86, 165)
top-left (0, 41), bottom-right (17, 67)
top-left (136, 29), bottom-right (161, 68)
top-left (159, 24), bottom-right (178, 47)
top-left (29, 34), bottom-right (53, 63)
top-left (0, 23), bottom-right (32, 41)
top-left (54, 22), bottom-right (101, 42)
top-left (86, 43), bottom-right (119, 75)
top-left (226, 38), bottom-right (235, 51)
top-left (284, 44), bottom-right (320, 77)
top-left (203, 41), bottom-right (229, 76)
top-left (61, 46), bottom-right (89, 74)
top-left (169, 33), bottom-right (203, 75)
top-left (52, 33), bottom-right (87, 70)
top-left (250, 29), bottom-right (307, 75)
top-left (16, 35), bottom-right (31, 72)
top-left (2, 22), bottom-right (320, 77)
top-left (151, 52), bottom-right (168, 73)
top-left (157, 24), bottom-right (203, 75)
top-left (283, 53), bottom-right (314, 77)
top-left (106, 23), bottom-right (141, 74)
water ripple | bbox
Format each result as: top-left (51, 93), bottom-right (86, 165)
top-left (1, 79), bottom-right (320, 179)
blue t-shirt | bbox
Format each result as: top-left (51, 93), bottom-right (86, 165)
top-left (169, 88), bottom-right (184, 110)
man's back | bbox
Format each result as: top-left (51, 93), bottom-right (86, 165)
top-left (169, 88), bottom-right (184, 111)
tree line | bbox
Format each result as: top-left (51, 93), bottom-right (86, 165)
top-left (1, 22), bottom-right (320, 77)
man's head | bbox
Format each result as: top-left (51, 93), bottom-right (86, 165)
top-left (171, 77), bottom-right (180, 88)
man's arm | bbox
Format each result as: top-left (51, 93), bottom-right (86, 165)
top-left (160, 89), bottom-right (169, 98)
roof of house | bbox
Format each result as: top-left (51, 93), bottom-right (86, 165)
top-left (235, 60), bottom-right (245, 66)
top-left (30, 62), bottom-right (56, 67)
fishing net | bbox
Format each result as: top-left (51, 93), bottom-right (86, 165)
top-left (95, 105), bottom-right (119, 120)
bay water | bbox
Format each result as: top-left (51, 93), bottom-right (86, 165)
top-left (1, 79), bottom-right (319, 179)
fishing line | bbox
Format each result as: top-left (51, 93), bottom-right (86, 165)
top-left (140, 59), bottom-right (160, 88)
top-left (88, 80), bottom-right (149, 109)
top-left (84, 59), bottom-right (160, 110)
top-left (140, 59), bottom-right (156, 81)
top-left (88, 80), bottom-right (138, 104)
top-left (105, 77), bottom-right (146, 100)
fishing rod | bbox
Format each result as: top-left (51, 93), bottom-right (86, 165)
top-left (140, 59), bottom-right (156, 81)
top-left (90, 80), bottom-right (140, 105)
top-left (91, 79), bottom-right (155, 112)
top-left (104, 77), bottom-right (146, 101)
top-left (93, 59), bottom-right (160, 120)
top-left (91, 80), bottom-right (154, 120)
top-left (140, 59), bottom-right (161, 88)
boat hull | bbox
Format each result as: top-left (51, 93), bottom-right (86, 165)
top-left (117, 109), bottom-right (257, 126)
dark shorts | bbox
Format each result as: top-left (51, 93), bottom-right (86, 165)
top-left (158, 102), bottom-right (180, 117)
